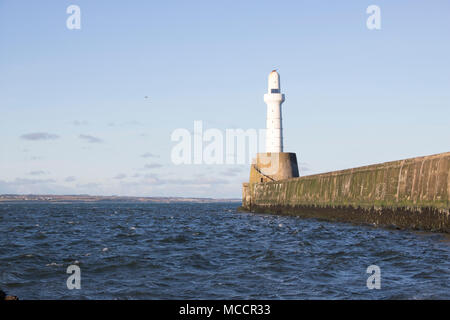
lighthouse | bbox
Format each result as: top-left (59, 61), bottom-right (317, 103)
top-left (244, 70), bottom-right (300, 188)
top-left (264, 70), bottom-right (285, 153)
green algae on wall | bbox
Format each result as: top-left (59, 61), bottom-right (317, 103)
top-left (242, 152), bottom-right (450, 232)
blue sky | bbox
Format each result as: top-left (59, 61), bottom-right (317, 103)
top-left (0, 0), bottom-right (449, 198)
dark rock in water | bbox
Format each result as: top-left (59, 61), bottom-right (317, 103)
top-left (0, 289), bottom-right (19, 301)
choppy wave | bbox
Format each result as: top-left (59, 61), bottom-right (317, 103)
top-left (0, 202), bottom-right (449, 299)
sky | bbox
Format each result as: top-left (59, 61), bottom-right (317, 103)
top-left (0, 0), bottom-right (449, 198)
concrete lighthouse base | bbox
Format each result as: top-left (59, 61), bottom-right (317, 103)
top-left (249, 152), bottom-right (299, 184)
top-left (242, 152), bottom-right (299, 210)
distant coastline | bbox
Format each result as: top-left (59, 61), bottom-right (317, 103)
top-left (0, 194), bottom-right (241, 204)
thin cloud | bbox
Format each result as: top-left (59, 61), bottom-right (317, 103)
top-left (141, 173), bottom-right (159, 184)
top-left (129, 173), bottom-right (229, 186)
top-left (28, 170), bottom-right (48, 176)
top-left (141, 153), bottom-right (160, 159)
top-left (108, 121), bottom-right (142, 127)
top-left (113, 174), bottom-right (127, 180)
top-left (76, 182), bottom-right (101, 189)
top-left (21, 132), bottom-right (59, 141)
top-left (220, 167), bottom-right (244, 177)
top-left (173, 177), bottom-right (229, 185)
top-left (298, 162), bottom-right (311, 172)
top-left (79, 134), bottom-right (103, 144)
top-left (144, 163), bottom-right (163, 169)
top-left (72, 120), bottom-right (89, 126)
top-left (125, 120), bottom-right (142, 126)
top-left (14, 178), bottom-right (56, 185)
top-left (0, 178), bottom-right (72, 194)
top-left (65, 176), bottom-right (76, 182)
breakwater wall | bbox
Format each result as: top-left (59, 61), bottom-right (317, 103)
top-left (242, 152), bottom-right (450, 232)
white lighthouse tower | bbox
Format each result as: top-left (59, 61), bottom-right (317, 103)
top-left (245, 70), bottom-right (299, 188)
top-left (264, 70), bottom-right (285, 153)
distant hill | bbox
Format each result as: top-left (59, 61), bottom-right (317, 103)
top-left (0, 194), bottom-right (240, 203)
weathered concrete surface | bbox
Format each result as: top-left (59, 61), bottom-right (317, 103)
top-left (249, 152), bottom-right (299, 183)
top-left (242, 152), bottom-right (450, 232)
